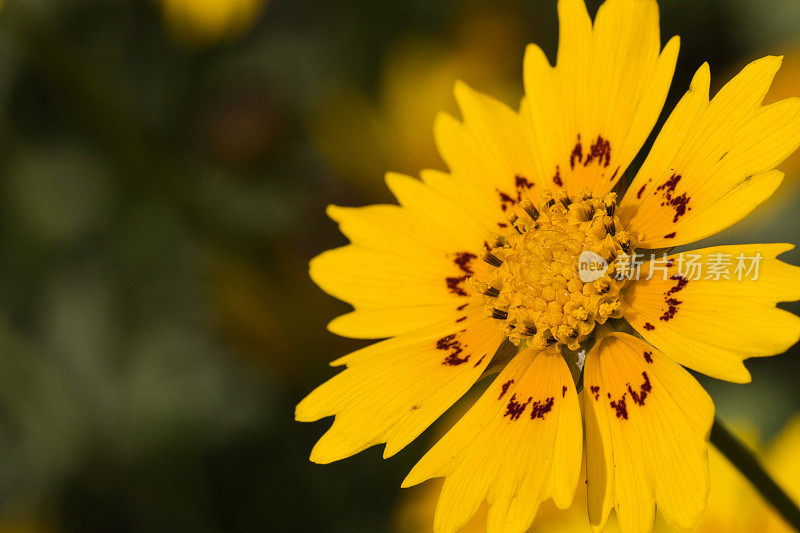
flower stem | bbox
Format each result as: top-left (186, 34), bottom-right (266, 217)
top-left (710, 418), bottom-right (800, 531)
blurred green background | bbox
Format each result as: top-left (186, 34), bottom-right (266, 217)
top-left (0, 0), bottom-right (798, 531)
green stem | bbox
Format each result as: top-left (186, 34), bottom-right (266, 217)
top-left (711, 418), bottom-right (800, 532)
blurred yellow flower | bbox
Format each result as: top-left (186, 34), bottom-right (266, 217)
top-left (311, 4), bottom-right (527, 193)
top-left (160, 0), bottom-right (267, 47)
top-left (766, 43), bottom-right (800, 180)
top-left (395, 417), bottom-right (800, 532)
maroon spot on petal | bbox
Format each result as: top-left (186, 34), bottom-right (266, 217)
top-left (504, 394), bottom-right (532, 421)
top-left (659, 275), bottom-right (689, 322)
top-left (552, 166), bottom-right (563, 187)
top-left (453, 252), bottom-right (477, 275)
top-left (660, 297), bottom-right (682, 321)
top-left (498, 189), bottom-right (517, 212)
top-left (643, 322), bottom-right (655, 331)
top-left (590, 385), bottom-right (601, 401)
top-left (584, 135), bottom-right (611, 168)
top-left (643, 351), bottom-right (653, 364)
top-left (473, 354), bottom-right (486, 368)
top-left (456, 303), bottom-right (469, 311)
top-left (562, 385), bottom-right (568, 398)
top-left (656, 173), bottom-right (681, 194)
top-left (627, 372), bottom-right (652, 407)
top-left (666, 274), bottom-right (689, 296)
top-left (437, 334), bottom-right (470, 366)
top-left (499, 379), bottom-right (514, 399)
top-left (609, 166), bottom-right (620, 182)
top-left (664, 232), bottom-right (677, 239)
top-left (515, 175), bottom-right (535, 192)
top-left (655, 173), bottom-right (692, 223)
top-left (446, 252), bottom-right (478, 297)
top-left (610, 393), bottom-right (629, 420)
top-left (456, 316), bottom-right (467, 323)
top-left (446, 276), bottom-right (468, 296)
top-left (570, 135), bottom-right (583, 169)
top-left (637, 184), bottom-right (647, 199)
top-left (530, 397), bottom-right (554, 420)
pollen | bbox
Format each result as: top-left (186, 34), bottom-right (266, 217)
top-left (472, 189), bottom-right (637, 350)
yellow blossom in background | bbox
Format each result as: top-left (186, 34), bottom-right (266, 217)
top-left (765, 43), bottom-right (800, 179)
top-left (396, 417), bottom-right (800, 532)
top-left (298, 0), bottom-right (800, 531)
top-left (311, 4), bottom-right (527, 193)
top-left (160, 0), bottom-right (267, 47)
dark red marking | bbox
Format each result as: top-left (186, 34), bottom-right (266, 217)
top-left (504, 394), bottom-right (532, 421)
top-left (660, 297), bottom-right (682, 321)
top-left (643, 351), bottom-right (653, 364)
top-left (656, 173), bottom-right (681, 194)
top-left (553, 166), bottom-right (563, 187)
top-left (530, 397), bottom-right (554, 420)
top-left (570, 135), bottom-right (583, 169)
top-left (446, 276), bottom-right (468, 296)
top-left (437, 334), bottom-right (470, 366)
top-left (456, 316), bottom-right (467, 323)
top-left (627, 372), bottom-right (652, 406)
top-left (610, 393), bottom-right (629, 420)
top-left (584, 135), bottom-right (611, 168)
top-left (446, 252), bottom-right (478, 297)
top-left (456, 303), bottom-right (469, 311)
top-left (453, 252), bottom-right (477, 275)
top-left (637, 184), bottom-right (647, 199)
top-left (666, 275), bottom-right (689, 296)
top-left (498, 189), bottom-right (516, 212)
top-left (515, 175), bottom-right (535, 190)
top-left (473, 354), bottom-right (486, 367)
top-left (643, 322), bottom-right (655, 331)
top-left (658, 275), bottom-right (689, 322)
top-left (497, 222), bottom-right (508, 228)
top-left (562, 385), bottom-right (568, 398)
top-left (609, 166), bottom-right (620, 182)
top-left (655, 173), bottom-right (692, 223)
top-left (590, 385), bottom-right (600, 401)
top-left (499, 379), bottom-right (514, 399)
top-left (664, 232), bottom-right (677, 239)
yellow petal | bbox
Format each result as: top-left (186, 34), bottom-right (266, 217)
top-left (317, 169), bottom-right (504, 340)
top-left (522, 0), bottom-right (678, 196)
top-left (403, 346), bottom-right (582, 533)
top-left (623, 244), bottom-right (800, 383)
top-left (621, 56), bottom-right (800, 248)
top-left (434, 82), bottom-right (541, 230)
top-left (295, 311), bottom-right (504, 462)
top-left (584, 332), bottom-right (714, 533)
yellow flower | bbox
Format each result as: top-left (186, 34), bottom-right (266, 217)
top-left (297, 0), bottom-right (800, 532)
top-left (160, 0), bottom-right (266, 47)
top-left (396, 417), bottom-right (800, 532)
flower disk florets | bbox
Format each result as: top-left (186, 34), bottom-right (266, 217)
top-left (473, 189), bottom-right (637, 350)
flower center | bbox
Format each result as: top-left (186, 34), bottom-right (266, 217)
top-left (473, 189), bottom-right (637, 350)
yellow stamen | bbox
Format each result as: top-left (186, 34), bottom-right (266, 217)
top-left (472, 189), bottom-right (637, 350)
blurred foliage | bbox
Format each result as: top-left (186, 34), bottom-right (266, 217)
top-left (0, 0), bottom-right (795, 531)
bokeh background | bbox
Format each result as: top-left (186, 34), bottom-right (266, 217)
top-left (0, 0), bottom-right (798, 531)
